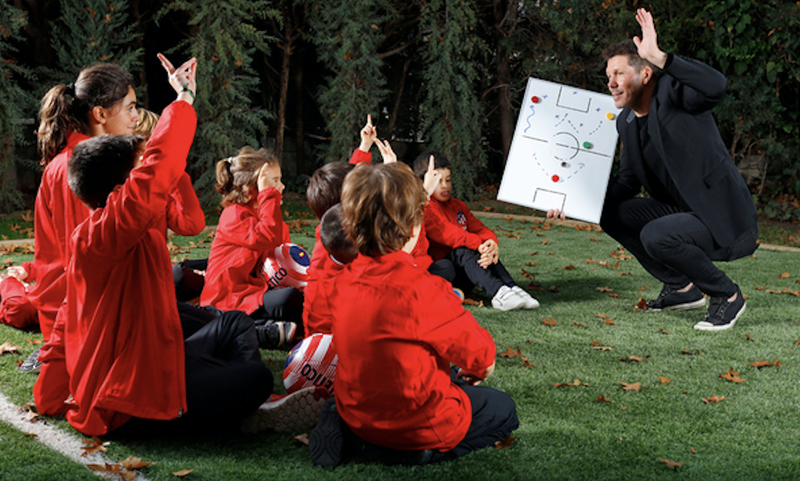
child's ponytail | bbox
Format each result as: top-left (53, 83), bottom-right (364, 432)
top-left (215, 157), bottom-right (237, 199)
top-left (37, 84), bottom-right (80, 165)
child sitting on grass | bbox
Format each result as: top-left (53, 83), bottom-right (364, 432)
top-left (309, 162), bottom-right (518, 466)
top-left (33, 55), bottom-right (288, 436)
top-left (413, 152), bottom-right (539, 311)
top-left (199, 147), bottom-right (301, 349)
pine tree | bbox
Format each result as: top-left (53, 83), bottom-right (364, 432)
top-left (419, 0), bottom-right (486, 200)
top-left (159, 0), bottom-right (277, 206)
top-left (306, 0), bottom-right (397, 164)
top-left (49, 0), bottom-right (143, 82)
top-left (0, 6), bottom-right (37, 212)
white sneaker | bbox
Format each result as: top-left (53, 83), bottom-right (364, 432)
top-left (240, 386), bottom-right (327, 434)
top-left (512, 286), bottom-right (540, 309)
top-left (491, 285), bottom-right (527, 311)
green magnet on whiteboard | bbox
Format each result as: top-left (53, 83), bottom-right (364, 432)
top-left (582, 141), bottom-right (592, 149)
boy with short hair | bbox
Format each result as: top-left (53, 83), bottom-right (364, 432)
top-left (310, 162), bottom-right (518, 466)
top-left (413, 152), bottom-right (539, 311)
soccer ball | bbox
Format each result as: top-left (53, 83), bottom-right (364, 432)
top-left (263, 243), bottom-right (311, 291)
top-left (283, 333), bottom-right (337, 397)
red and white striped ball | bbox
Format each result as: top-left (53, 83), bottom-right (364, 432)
top-left (283, 333), bottom-right (337, 397)
top-left (263, 243), bottom-right (311, 291)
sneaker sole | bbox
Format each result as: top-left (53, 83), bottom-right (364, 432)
top-left (648, 298), bottom-right (707, 312)
top-left (17, 348), bottom-right (42, 374)
top-left (309, 399), bottom-right (344, 467)
top-left (693, 302), bottom-right (746, 331)
top-left (241, 386), bottom-right (326, 434)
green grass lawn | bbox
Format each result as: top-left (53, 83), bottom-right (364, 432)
top-left (1, 216), bottom-right (799, 480)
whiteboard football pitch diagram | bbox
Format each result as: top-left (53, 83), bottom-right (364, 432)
top-left (498, 77), bottom-right (621, 224)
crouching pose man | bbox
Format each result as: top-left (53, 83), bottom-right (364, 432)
top-left (309, 162), bottom-right (518, 466)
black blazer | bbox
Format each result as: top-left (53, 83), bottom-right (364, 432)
top-left (605, 54), bottom-right (758, 260)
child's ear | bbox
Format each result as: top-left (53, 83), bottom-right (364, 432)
top-left (90, 105), bottom-right (107, 125)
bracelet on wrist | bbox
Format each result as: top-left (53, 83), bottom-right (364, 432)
top-left (181, 84), bottom-right (195, 100)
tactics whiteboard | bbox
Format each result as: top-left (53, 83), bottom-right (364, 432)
top-left (498, 77), bottom-right (621, 224)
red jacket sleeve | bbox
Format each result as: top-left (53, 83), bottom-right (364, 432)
top-left (221, 188), bottom-right (286, 252)
top-left (464, 208), bottom-right (498, 244)
top-left (349, 148), bottom-right (371, 165)
top-left (166, 172), bottom-right (206, 236)
top-left (89, 101), bottom-right (197, 256)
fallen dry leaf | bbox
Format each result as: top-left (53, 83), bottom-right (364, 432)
top-left (619, 382), bottom-right (642, 391)
top-left (573, 322), bottom-right (587, 327)
top-left (617, 272), bottom-right (632, 276)
top-left (541, 317), bottom-right (558, 327)
top-left (607, 293), bottom-right (622, 299)
top-left (23, 433), bottom-right (38, 438)
top-left (26, 338), bottom-right (43, 345)
top-left (719, 367), bottom-right (745, 383)
top-left (681, 349), bottom-right (703, 355)
top-left (0, 341), bottom-right (21, 355)
top-left (593, 345), bottom-right (614, 351)
top-left (690, 448), bottom-right (696, 454)
top-left (563, 264), bottom-right (576, 270)
top-left (294, 433), bottom-right (310, 445)
top-left (120, 456), bottom-right (156, 470)
top-left (755, 285), bottom-right (766, 290)
top-left (658, 376), bottom-right (672, 384)
top-left (81, 437), bottom-right (111, 456)
top-left (620, 356), bottom-right (643, 363)
top-left (591, 340), bottom-right (601, 346)
top-left (658, 328), bottom-right (670, 335)
top-left (636, 297), bottom-right (648, 310)
top-left (746, 333), bottom-right (755, 342)
top-left (463, 298), bottom-right (484, 307)
top-left (596, 286), bottom-right (613, 292)
top-left (553, 379), bottom-right (589, 388)
top-left (494, 436), bottom-right (517, 449)
top-left (173, 469), bottom-right (194, 478)
top-left (702, 395), bottom-right (725, 404)
top-left (750, 359), bottom-right (781, 368)
top-left (597, 395), bottom-right (613, 403)
top-left (778, 272), bottom-right (791, 279)
top-left (604, 318), bottom-right (616, 325)
top-left (659, 459), bottom-right (684, 470)
top-left (596, 313), bottom-right (607, 319)
top-left (499, 347), bottom-right (523, 358)
top-left (547, 285), bottom-right (560, 293)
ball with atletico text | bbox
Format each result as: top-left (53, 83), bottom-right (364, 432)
top-left (283, 333), bottom-right (337, 397)
top-left (263, 242), bottom-right (311, 291)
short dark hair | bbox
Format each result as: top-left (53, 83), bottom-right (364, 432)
top-left (307, 161), bottom-right (356, 219)
top-left (320, 203), bottom-right (357, 265)
top-left (602, 39), bottom-right (657, 72)
top-left (68, 134), bottom-right (142, 209)
top-left (412, 151), bottom-right (450, 180)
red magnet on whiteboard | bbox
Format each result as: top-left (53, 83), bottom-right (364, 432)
top-left (552, 175), bottom-right (560, 182)
top-left (531, 96), bottom-right (540, 103)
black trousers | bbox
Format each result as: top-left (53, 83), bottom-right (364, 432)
top-left (173, 258), bottom-right (208, 302)
top-left (429, 247), bottom-right (515, 298)
top-left (600, 197), bottom-right (742, 298)
top-left (118, 308), bottom-right (272, 435)
top-left (251, 286), bottom-right (304, 325)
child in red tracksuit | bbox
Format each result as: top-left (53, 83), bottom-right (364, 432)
top-left (199, 147), bottom-right (301, 349)
top-left (308, 162), bottom-right (518, 467)
top-left (34, 56), bottom-right (274, 436)
top-left (1, 64), bottom-right (140, 374)
top-left (413, 152), bottom-right (540, 311)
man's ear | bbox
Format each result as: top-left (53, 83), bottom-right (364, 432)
top-left (90, 105), bottom-right (107, 125)
top-left (641, 66), bottom-right (654, 85)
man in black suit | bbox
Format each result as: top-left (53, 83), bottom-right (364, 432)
top-left (550, 9), bottom-right (758, 331)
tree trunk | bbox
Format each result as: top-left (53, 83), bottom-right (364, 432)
top-left (294, 57), bottom-right (305, 174)
top-left (386, 58), bottom-right (410, 140)
top-left (276, 27), bottom-right (292, 162)
top-left (494, 0), bottom-right (515, 165)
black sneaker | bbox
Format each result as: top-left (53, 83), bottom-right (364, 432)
top-left (309, 398), bottom-right (345, 467)
top-left (647, 285), bottom-right (706, 311)
top-left (694, 286), bottom-right (745, 331)
top-left (17, 346), bottom-right (42, 374)
top-left (255, 321), bottom-right (297, 349)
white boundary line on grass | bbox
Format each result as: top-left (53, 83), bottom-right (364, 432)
top-left (0, 392), bottom-right (150, 481)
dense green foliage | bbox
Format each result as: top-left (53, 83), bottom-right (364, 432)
top-left (1, 0), bottom-right (798, 211)
top-left (0, 5), bottom-right (35, 213)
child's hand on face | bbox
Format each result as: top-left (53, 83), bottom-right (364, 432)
top-left (257, 163), bottom-right (284, 194)
top-left (477, 239), bottom-right (499, 269)
top-left (422, 156), bottom-right (440, 197)
top-left (359, 114), bottom-right (377, 152)
top-left (376, 139), bottom-right (397, 164)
